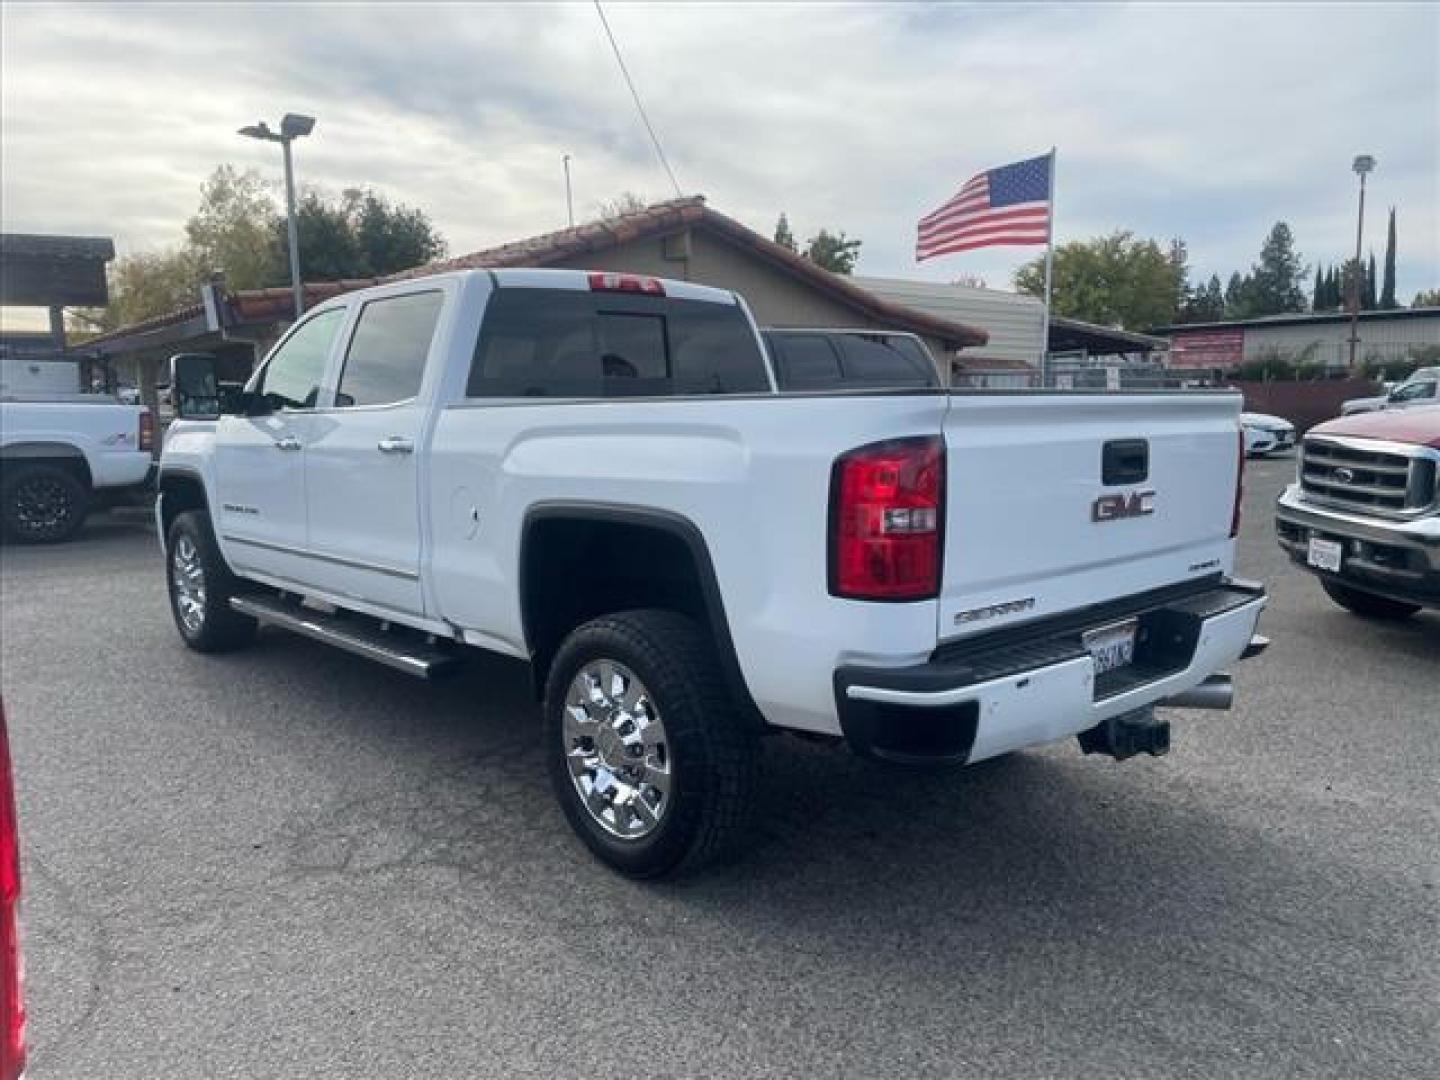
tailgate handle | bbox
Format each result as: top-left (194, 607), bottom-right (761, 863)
top-left (1103, 439), bottom-right (1149, 485)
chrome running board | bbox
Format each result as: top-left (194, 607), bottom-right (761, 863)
top-left (230, 595), bottom-right (459, 679)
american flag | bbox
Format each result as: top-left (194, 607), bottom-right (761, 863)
top-left (916, 153), bottom-right (1053, 262)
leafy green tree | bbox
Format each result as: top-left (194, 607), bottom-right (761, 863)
top-left (1176, 271), bottom-right (1224, 323)
top-left (1014, 230), bottom-right (1184, 329)
top-left (184, 165), bottom-right (284, 289)
top-left (68, 163), bottom-right (447, 330)
top-left (1340, 258), bottom-right (1364, 313)
top-left (1246, 222), bottom-right (1307, 315)
top-left (1167, 237), bottom-right (1191, 311)
top-left (1312, 265), bottom-right (1324, 311)
top-left (352, 189), bottom-right (447, 275)
top-left (1413, 288), bottom-right (1440, 307)
top-left (1224, 271), bottom-right (1257, 319)
top-left (803, 228), bottom-right (862, 274)
top-left (1197, 274), bottom-right (1225, 321)
top-left (1363, 252), bottom-right (1378, 310)
top-left (285, 190), bottom-right (362, 282)
top-left (1380, 210), bottom-right (1397, 309)
top-left (773, 213), bottom-right (797, 252)
top-left (276, 185), bottom-right (446, 281)
top-left (67, 248), bottom-right (206, 333)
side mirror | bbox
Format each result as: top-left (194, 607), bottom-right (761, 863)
top-left (217, 383), bottom-right (245, 414)
top-left (169, 353), bottom-right (221, 419)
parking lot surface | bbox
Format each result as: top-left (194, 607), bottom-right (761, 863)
top-left (2, 457), bottom-right (1436, 1079)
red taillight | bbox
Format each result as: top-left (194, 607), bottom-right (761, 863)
top-left (0, 703), bottom-right (24, 1080)
top-left (587, 271), bottom-right (665, 296)
top-left (1230, 428), bottom-right (1245, 538)
top-left (139, 407), bottom-right (155, 453)
top-left (830, 437), bottom-right (944, 600)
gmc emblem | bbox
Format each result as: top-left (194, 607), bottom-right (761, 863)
top-left (1092, 489), bottom-right (1156, 522)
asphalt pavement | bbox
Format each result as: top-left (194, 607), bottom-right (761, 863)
top-left (2, 457), bottom-right (1436, 1079)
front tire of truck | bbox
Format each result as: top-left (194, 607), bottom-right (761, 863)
top-left (165, 510), bottom-right (258, 652)
top-left (543, 609), bottom-right (760, 878)
top-left (1320, 579), bottom-right (1420, 620)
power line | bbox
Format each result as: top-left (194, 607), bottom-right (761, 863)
top-left (592, 0), bottom-right (683, 197)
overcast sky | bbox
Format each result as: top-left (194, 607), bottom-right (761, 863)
top-left (2, 1), bottom-right (1437, 329)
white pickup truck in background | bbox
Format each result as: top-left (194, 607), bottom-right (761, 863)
top-left (156, 268), bottom-right (1268, 876)
top-left (2, 356), bottom-right (155, 542)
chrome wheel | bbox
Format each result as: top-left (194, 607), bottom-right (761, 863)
top-left (171, 534), bottom-right (207, 634)
top-left (563, 660), bottom-right (672, 840)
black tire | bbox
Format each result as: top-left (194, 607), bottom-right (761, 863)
top-left (1, 463), bottom-right (90, 543)
top-left (1321, 578), bottom-right (1421, 620)
top-left (543, 609), bottom-right (760, 878)
top-left (165, 510), bottom-right (258, 652)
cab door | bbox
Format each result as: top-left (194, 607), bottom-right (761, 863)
top-left (212, 307), bottom-right (348, 583)
top-left (301, 288), bottom-right (447, 617)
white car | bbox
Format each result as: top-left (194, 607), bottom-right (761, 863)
top-left (155, 267), bottom-right (1267, 876)
top-left (1240, 412), bottom-right (1295, 456)
top-left (1341, 371), bottom-right (1440, 415)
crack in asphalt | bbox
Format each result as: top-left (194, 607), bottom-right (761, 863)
top-left (24, 853), bottom-right (114, 1077)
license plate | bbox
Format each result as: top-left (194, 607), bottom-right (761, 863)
top-left (1307, 536), bottom-right (1343, 573)
top-left (1083, 618), bottom-right (1138, 675)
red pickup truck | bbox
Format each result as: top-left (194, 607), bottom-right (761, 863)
top-left (1276, 406), bottom-right (1440, 617)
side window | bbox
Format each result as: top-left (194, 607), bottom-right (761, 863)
top-left (836, 334), bottom-right (938, 387)
top-left (671, 305), bottom-right (769, 394)
top-left (253, 308), bottom-right (346, 410)
top-left (469, 291), bottom-right (601, 397)
top-left (770, 334), bottom-right (843, 390)
top-left (335, 291), bottom-right (445, 407)
top-left (1391, 381), bottom-right (1433, 402)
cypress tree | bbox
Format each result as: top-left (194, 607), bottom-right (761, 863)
top-left (773, 213), bottom-right (797, 252)
top-left (1380, 208), bottom-right (1398, 309)
top-left (1313, 265), bottom-right (1324, 311)
top-left (1364, 253), bottom-right (1378, 310)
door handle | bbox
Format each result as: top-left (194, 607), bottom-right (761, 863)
top-left (377, 436), bottom-right (414, 455)
top-left (273, 435), bottom-right (302, 452)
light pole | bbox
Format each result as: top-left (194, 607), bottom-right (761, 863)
top-left (1347, 153), bottom-right (1376, 369)
top-left (563, 154), bottom-right (575, 227)
top-left (239, 113), bottom-right (316, 319)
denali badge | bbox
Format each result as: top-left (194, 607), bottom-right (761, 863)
top-left (1092, 489), bottom-right (1155, 522)
top-left (954, 596), bottom-right (1036, 626)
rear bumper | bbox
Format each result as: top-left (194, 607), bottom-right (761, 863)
top-left (1275, 485), bottom-right (1440, 606)
top-left (834, 578), bottom-right (1267, 765)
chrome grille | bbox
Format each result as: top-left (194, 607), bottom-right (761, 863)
top-left (1300, 436), bottom-right (1438, 517)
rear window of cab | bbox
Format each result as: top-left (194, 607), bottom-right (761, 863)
top-left (467, 289), bottom-right (770, 398)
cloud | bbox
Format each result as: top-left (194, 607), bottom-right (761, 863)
top-left (3, 0), bottom-right (1436, 328)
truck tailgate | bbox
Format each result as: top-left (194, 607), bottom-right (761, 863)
top-left (938, 392), bottom-right (1242, 643)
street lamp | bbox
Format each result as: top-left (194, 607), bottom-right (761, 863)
top-left (1347, 153), bottom-right (1376, 369)
top-left (239, 113), bottom-right (316, 319)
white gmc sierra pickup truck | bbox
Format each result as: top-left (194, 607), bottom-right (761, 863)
top-left (156, 268), bottom-right (1268, 876)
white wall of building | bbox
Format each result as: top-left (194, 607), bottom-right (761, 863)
top-left (855, 277), bottom-right (1045, 366)
top-left (1240, 312), bottom-right (1439, 366)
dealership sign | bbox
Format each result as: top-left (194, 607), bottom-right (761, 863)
top-left (1169, 328), bottom-right (1244, 369)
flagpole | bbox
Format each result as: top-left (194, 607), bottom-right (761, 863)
top-left (1040, 146), bottom-right (1057, 387)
